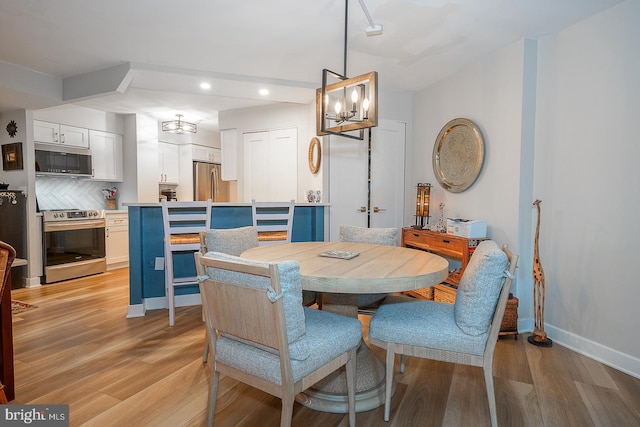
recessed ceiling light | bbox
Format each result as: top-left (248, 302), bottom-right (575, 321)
top-left (200, 82), bottom-right (211, 90)
top-left (259, 88), bottom-right (269, 96)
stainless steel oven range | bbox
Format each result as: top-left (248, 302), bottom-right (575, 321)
top-left (42, 209), bottom-right (106, 283)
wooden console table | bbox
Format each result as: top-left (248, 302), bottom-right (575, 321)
top-left (401, 228), bottom-right (487, 298)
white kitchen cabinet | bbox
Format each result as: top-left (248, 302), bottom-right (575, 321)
top-left (221, 129), bottom-right (238, 180)
top-left (34, 120), bottom-right (60, 144)
top-left (105, 211), bottom-right (129, 270)
top-left (90, 130), bottom-right (123, 181)
top-left (192, 145), bottom-right (221, 163)
top-left (243, 128), bottom-right (297, 201)
top-left (33, 120), bottom-right (89, 148)
top-left (159, 142), bottom-right (180, 184)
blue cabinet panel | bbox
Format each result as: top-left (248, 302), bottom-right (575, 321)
top-left (128, 204), bottom-right (325, 306)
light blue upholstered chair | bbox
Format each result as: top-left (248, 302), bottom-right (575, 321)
top-left (199, 226), bottom-right (261, 362)
top-left (200, 226), bottom-right (322, 363)
top-left (338, 224), bottom-right (400, 312)
top-left (369, 241), bottom-right (518, 426)
top-left (200, 225), bottom-right (260, 257)
top-left (197, 252), bottom-right (362, 427)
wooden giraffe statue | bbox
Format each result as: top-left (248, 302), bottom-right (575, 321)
top-left (530, 199), bottom-right (552, 346)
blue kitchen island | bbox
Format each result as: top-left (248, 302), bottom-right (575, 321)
top-left (125, 202), bottom-right (326, 317)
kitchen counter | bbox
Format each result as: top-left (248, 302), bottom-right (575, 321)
top-left (125, 202), bottom-right (326, 318)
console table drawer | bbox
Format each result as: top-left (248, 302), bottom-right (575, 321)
top-left (402, 228), bottom-right (487, 288)
top-left (403, 230), bottom-right (468, 258)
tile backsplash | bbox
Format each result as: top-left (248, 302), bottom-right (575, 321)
top-left (36, 177), bottom-right (118, 211)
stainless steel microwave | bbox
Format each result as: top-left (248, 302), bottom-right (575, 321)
top-left (35, 143), bottom-right (93, 177)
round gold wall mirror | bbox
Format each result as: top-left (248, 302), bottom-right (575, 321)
top-left (432, 118), bottom-right (484, 193)
top-left (308, 137), bottom-right (321, 174)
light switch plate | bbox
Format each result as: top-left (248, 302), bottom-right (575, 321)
top-left (155, 257), bottom-right (164, 270)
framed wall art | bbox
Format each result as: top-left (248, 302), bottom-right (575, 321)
top-left (2, 142), bottom-right (24, 170)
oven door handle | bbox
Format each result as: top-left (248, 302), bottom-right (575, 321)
top-left (44, 220), bottom-right (106, 232)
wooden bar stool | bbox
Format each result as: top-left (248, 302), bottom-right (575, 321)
top-left (161, 199), bottom-right (211, 326)
top-left (251, 200), bottom-right (295, 246)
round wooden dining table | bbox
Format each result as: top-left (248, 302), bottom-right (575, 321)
top-left (241, 241), bottom-right (449, 413)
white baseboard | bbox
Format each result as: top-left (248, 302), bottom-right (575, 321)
top-left (126, 304), bottom-right (145, 318)
top-left (126, 294), bottom-right (203, 318)
top-left (515, 316), bottom-right (639, 379)
top-left (107, 262), bottom-right (129, 271)
top-left (25, 276), bottom-right (42, 288)
top-left (545, 323), bottom-right (640, 379)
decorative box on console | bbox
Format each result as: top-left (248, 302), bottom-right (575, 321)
top-left (446, 219), bottom-right (487, 238)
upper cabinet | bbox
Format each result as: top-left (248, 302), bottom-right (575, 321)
top-left (192, 145), bottom-right (221, 163)
top-left (33, 120), bottom-right (89, 148)
top-left (90, 130), bottom-right (123, 182)
top-left (159, 142), bottom-right (180, 184)
top-left (243, 128), bottom-right (297, 201)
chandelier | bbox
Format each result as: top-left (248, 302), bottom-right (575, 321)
top-left (162, 114), bottom-right (197, 134)
top-left (316, 0), bottom-right (380, 140)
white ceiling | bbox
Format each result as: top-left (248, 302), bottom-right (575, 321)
top-left (0, 0), bottom-right (622, 131)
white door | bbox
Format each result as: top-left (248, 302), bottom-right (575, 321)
top-left (243, 128), bottom-right (297, 201)
top-left (269, 128), bottom-right (297, 201)
top-left (328, 133), bottom-right (369, 239)
top-left (370, 121), bottom-right (406, 228)
top-left (243, 131), bottom-right (270, 201)
top-left (328, 120), bottom-right (406, 241)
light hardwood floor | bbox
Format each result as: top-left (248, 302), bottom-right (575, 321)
top-left (9, 268), bottom-right (640, 426)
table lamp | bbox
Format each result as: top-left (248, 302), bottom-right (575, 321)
top-left (413, 183), bottom-right (431, 229)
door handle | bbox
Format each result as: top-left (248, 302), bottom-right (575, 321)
top-left (373, 206), bottom-right (386, 213)
top-left (357, 206), bottom-right (366, 213)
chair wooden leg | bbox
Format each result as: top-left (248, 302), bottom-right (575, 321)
top-left (202, 332), bottom-right (209, 363)
top-left (280, 393), bottom-right (294, 427)
top-left (483, 365), bottom-right (498, 427)
top-left (346, 347), bottom-right (357, 427)
top-left (384, 344), bottom-right (396, 422)
top-left (165, 254), bottom-right (175, 326)
top-left (207, 369), bottom-right (219, 427)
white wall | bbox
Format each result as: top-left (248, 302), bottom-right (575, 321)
top-left (219, 103), bottom-right (319, 202)
top-left (121, 114), bottom-right (160, 204)
top-left (534, 0), bottom-right (640, 375)
top-left (0, 109), bottom-right (42, 286)
top-left (412, 40), bottom-right (529, 300)
top-left (412, 0), bottom-right (640, 377)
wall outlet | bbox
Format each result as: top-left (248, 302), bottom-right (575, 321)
top-left (155, 257), bottom-right (164, 270)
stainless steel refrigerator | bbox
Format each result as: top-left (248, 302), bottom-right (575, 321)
top-left (193, 161), bottom-right (230, 202)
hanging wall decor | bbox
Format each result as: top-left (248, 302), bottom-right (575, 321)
top-left (2, 142), bottom-right (23, 170)
top-left (308, 137), bottom-right (321, 174)
top-left (5, 120), bottom-right (18, 138)
top-left (432, 118), bottom-right (484, 193)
